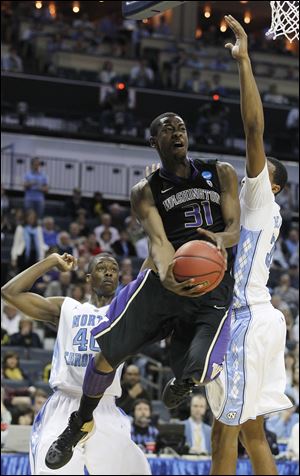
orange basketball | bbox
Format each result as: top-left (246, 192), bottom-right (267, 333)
top-left (173, 240), bottom-right (226, 295)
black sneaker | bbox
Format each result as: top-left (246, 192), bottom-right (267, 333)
top-left (162, 378), bottom-right (195, 409)
top-left (45, 411), bottom-right (94, 469)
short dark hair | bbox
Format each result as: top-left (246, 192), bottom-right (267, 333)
top-left (133, 398), bottom-right (152, 413)
top-left (87, 252), bottom-right (116, 274)
top-left (150, 112), bottom-right (180, 137)
top-left (267, 157), bottom-right (288, 195)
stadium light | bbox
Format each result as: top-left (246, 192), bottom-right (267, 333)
top-left (220, 20), bottom-right (227, 32)
top-left (73, 1), bottom-right (80, 13)
top-left (35, 1), bottom-right (42, 9)
top-left (204, 5), bottom-right (211, 18)
top-left (244, 11), bottom-right (251, 24)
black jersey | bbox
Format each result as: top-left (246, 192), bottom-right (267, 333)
top-left (147, 157), bottom-right (235, 270)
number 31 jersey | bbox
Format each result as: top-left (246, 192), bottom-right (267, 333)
top-left (49, 297), bottom-right (122, 397)
top-left (147, 157), bottom-right (234, 270)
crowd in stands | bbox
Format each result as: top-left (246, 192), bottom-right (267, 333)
top-left (1, 152), bottom-right (299, 458)
top-left (1, 3), bottom-right (299, 158)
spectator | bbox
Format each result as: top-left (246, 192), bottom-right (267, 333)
top-left (125, 212), bottom-right (144, 244)
top-left (99, 60), bottom-right (117, 85)
top-left (45, 271), bottom-right (72, 297)
top-left (71, 256), bottom-right (88, 284)
top-left (131, 399), bottom-right (159, 454)
top-left (285, 352), bottom-right (296, 386)
top-left (120, 257), bottom-right (134, 276)
top-left (131, 21), bottom-right (151, 58)
top-left (286, 107), bottom-right (299, 154)
top-left (266, 399), bottom-right (299, 439)
top-left (195, 99), bottom-right (229, 146)
top-left (111, 230), bottom-right (137, 258)
top-left (286, 362), bottom-right (299, 406)
top-left (1, 386), bottom-right (12, 448)
top-left (116, 271), bottom-right (134, 295)
top-left (43, 363), bottom-right (51, 383)
top-left (184, 71), bottom-right (208, 95)
top-left (11, 209), bottom-right (47, 272)
top-left (42, 216), bottom-right (58, 248)
top-left (98, 229), bottom-right (114, 253)
top-left (183, 394), bottom-right (211, 455)
top-left (2, 351), bottom-right (27, 381)
top-left (9, 318), bottom-right (42, 348)
top-left (288, 422), bottom-right (299, 459)
top-left (263, 84), bottom-right (289, 105)
top-left (57, 231), bottom-right (76, 256)
top-left (71, 284), bottom-right (86, 303)
top-left (135, 235), bottom-right (149, 260)
top-left (117, 365), bottom-right (150, 415)
top-left (16, 407), bottom-right (34, 425)
top-left (65, 188), bottom-right (86, 219)
top-left (284, 228), bottom-right (299, 260)
top-left (210, 74), bottom-right (227, 97)
top-left (24, 157), bottom-right (48, 218)
top-left (130, 59), bottom-right (154, 88)
top-left (1, 327), bottom-right (10, 345)
top-left (85, 233), bottom-right (102, 256)
top-left (2, 305), bottom-right (22, 336)
top-left (1, 46), bottom-right (23, 72)
top-left (94, 213), bottom-right (120, 245)
top-left (273, 274), bottom-right (299, 309)
top-left (32, 388), bottom-right (48, 417)
top-left (1, 186), bottom-right (9, 216)
top-left (75, 209), bottom-right (90, 237)
top-left (109, 202), bottom-right (130, 230)
top-left (91, 192), bottom-right (107, 219)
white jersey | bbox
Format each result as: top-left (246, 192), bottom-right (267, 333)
top-left (49, 297), bottom-right (122, 397)
top-left (233, 163), bottom-right (281, 309)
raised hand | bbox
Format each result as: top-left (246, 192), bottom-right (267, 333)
top-left (52, 253), bottom-right (77, 272)
top-left (224, 15), bottom-right (249, 61)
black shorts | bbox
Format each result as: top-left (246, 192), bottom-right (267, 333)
top-left (91, 269), bottom-right (234, 383)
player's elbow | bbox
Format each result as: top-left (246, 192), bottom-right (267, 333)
top-left (1, 286), bottom-right (13, 304)
top-left (244, 123), bottom-right (264, 138)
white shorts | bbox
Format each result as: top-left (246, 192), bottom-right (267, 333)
top-left (206, 303), bottom-right (293, 426)
top-left (30, 391), bottom-right (151, 475)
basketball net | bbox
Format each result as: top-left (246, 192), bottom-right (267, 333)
top-left (266, 1), bottom-right (299, 42)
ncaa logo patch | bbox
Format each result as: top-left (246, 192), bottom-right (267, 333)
top-left (202, 171), bottom-right (212, 180)
top-left (226, 411), bottom-right (237, 420)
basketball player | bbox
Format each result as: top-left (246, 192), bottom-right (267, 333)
top-left (43, 102), bottom-right (241, 468)
top-left (1, 252), bottom-right (151, 475)
top-left (205, 16), bottom-right (292, 475)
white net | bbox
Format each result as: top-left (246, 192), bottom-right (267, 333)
top-left (267, 1), bottom-right (299, 42)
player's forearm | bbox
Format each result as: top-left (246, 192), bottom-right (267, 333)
top-left (150, 239), bottom-right (175, 280)
top-left (215, 222), bottom-right (240, 248)
top-left (238, 56), bottom-right (264, 134)
top-left (1, 255), bottom-right (58, 299)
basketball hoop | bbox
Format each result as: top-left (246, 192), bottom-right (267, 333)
top-left (266, 1), bottom-right (299, 42)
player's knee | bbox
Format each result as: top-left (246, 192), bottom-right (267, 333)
top-left (241, 417), bottom-right (267, 446)
top-left (94, 352), bottom-right (115, 373)
top-left (211, 420), bottom-right (240, 454)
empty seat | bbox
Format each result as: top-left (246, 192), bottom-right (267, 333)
top-left (2, 378), bottom-right (30, 389)
top-left (1, 346), bottom-right (30, 360)
top-left (152, 400), bottom-right (171, 423)
top-left (19, 359), bottom-right (43, 382)
top-left (29, 348), bottom-right (53, 366)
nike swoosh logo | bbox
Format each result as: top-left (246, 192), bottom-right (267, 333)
top-left (213, 305), bottom-right (226, 310)
top-left (161, 187), bottom-right (174, 194)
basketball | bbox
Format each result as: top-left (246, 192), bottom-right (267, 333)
top-left (173, 240), bottom-right (226, 294)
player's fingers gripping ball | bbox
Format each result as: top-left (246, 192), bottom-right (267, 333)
top-left (173, 240), bottom-right (226, 295)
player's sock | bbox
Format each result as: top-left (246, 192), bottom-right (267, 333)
top-left (79, 356), bottom-right (116, 422)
